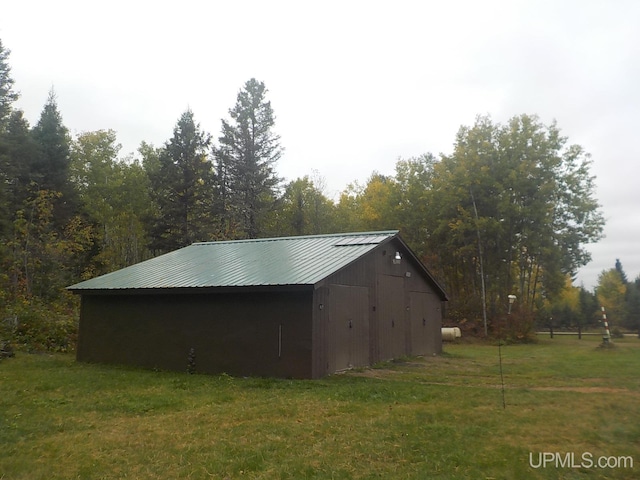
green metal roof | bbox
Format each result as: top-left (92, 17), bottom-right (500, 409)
top-left (67, 231), bottom-right (400, 291)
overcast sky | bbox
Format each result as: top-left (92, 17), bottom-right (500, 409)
top-left (2, 0), bottom-right (639, 290)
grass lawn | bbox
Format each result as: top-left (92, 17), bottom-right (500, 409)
top-left (1, 336), bottom-right (639, 479)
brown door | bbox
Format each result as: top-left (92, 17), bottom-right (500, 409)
top-left (409, 291), bottom-right (441, 355)
top-left (377, 275), bottom-right (406, 361)
top-left (328, 284), bottom-right (370, 372)
top-left (409, 291), bottom-right (429, 355)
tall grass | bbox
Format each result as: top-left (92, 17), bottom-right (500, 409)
top-left (1, 336), bottom-right (639, 479)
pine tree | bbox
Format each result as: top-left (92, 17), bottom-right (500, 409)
top-left (216, 79), bottom-right (282, 238)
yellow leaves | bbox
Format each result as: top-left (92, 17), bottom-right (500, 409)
top-left (546, 275), bottom-right (581, 313)
top-left (596, 269), bottom-right (627, 323)
top-left (340, 174), bottom-right (400, 231)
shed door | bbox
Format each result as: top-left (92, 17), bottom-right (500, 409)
top-left (328, 284), bottom-right (369, 372)
top-left (377, 275), bottom-right (407, 360)
top-left (409, 291), bottom-right (429, 355)
top-left (410, 291), bottom-right (441, 355)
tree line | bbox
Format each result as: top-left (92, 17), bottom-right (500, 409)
top-left (0, 38), bottom-right (630, 351)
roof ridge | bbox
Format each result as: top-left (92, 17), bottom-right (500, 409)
top-left (192, 230), bottom-right (398, 246)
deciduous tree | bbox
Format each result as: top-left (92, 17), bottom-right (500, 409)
top-left (596, 268), bottom-right (627, 329)
top-left (423, 114), bottom-right (604, 331)
top-left (266, 175), bottom-right (336, 236)
top-left (71, 130), bottom-right (151, 274)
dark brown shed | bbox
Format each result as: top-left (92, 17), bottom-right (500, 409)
top-left (68, 231), bottom-right (448, 378)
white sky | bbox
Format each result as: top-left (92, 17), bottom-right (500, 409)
top-left (2, 0), bottom-right (639, 290)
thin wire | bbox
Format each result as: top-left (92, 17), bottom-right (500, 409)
top-left (498, 336), bottom-right (506, 409)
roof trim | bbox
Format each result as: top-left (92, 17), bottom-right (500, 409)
top-left (72, 284), bottom-right (315, 296)
top-left (191, 230), bottom-right (400, 246)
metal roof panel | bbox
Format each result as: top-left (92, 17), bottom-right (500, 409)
top-left (67, 231), bottom-right (399, 291)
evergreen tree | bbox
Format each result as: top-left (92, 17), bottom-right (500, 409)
top-left (31, 89), bottom-right (77, 226)
top-left (0, 39), bottom-right (19, 131)
top-left (625, 277), bottom-right (640, 332)
top-left (615, 258), bottom-right (628, 284)
top-left (0, 39), bottom-right (22, 241)
top-left (578, 286), bottom-right (599, 329)
top-left (216, 78), bottom-right (282, 238)
top-left (0, 110), bottom-right (38, 233)
top-left (147, 110), bottom-right (214, 252)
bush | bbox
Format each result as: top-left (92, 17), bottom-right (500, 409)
top-left (492, 310), bottom-right (537, 344)
top-left (611, 327), bottom-right (625, 339)
top-left (5, 297), bottom-right (78, 353)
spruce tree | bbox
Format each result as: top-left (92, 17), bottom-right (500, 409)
top-left (216, 78), bottom-right (282, 238)
top-left (147, 109), bottom-right (214, 252)
top-left (31, 89), bottom-right (77, 226)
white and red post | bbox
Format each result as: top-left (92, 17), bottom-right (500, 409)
top-left (601, 306), bottom-right (611, 343)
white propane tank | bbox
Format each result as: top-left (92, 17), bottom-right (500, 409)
top-left (441, 327), bottom-right (461, 342)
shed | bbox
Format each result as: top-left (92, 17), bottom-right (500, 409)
top-left (68, 231), bottom-right (448, 378)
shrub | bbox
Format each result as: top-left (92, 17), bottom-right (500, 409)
top-left (492, 310), bottom-right (537, 344)
top-left (6, 297), bottom-right (78, 353)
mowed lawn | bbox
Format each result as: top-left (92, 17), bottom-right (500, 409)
top-left (1, 336), bottom-right (639, 480)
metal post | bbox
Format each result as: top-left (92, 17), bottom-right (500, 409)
top-left (499, 295), bottom-right (517, 409)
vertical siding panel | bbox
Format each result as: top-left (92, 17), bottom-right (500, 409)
top-left (311, 286), bottom-right (329, 378)
top-left (376, 274), bottom-right (406, 360)
top-left (77, 291), bottom-right (314, 378)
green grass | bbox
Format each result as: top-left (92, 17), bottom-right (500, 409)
top-left (1, 336), bottom-right (639, 479)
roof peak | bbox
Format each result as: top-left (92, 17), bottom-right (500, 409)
top-left (192, 230), bottom-right (399, 246)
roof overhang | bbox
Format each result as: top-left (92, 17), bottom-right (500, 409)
top-left (69, 283), bottom-right (315, 296)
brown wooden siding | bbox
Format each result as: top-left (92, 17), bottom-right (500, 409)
top-left (76, 236), bottom-right (444, 379)
top-left (311, 238), bottom-right (444, 377)
top-left (77, 291), bottom-right (313, 378)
